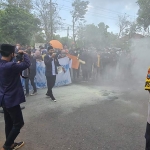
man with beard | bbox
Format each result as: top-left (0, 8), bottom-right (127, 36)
top-left (0, 44), bottom-right (30, 150)
top-left (44, 46), bottom-right (61, 102)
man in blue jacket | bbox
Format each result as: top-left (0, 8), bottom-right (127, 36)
top-left (0, 44), bottom-right (30, 150)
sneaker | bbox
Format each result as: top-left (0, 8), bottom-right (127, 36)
top-left (30, 92), bottom-right (37, 96)
top-left (51, 96), bottom-right (56, 102)
top-left (13, 141), bottom-right (25, 150)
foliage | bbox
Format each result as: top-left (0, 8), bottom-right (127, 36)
top-left (53, 34), bottom-right (73, 48)
top-left (3, 0), bottom-right (32, 12)
top-left (124, 22), bottom-right (141, 37)
top-left (117, 14), bottom-right (130, 38)
top-left (33, 0), bottom-right (62, 41)
top-left (71, 0), bottom-right (89, 46)
top-left (0, 5), bottom-right (40, 45)
top-left (76, 23), bottom-right (118, 49)
top-left (31, 31), bottom-right (46, 45)
top-left (137, 0), bottom-right (150, 29)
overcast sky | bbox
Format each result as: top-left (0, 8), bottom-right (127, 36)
top-left (57, 0), bottom-right (139, 37)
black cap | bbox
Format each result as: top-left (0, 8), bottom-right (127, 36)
top-left (47, 46), bottom-right (53, 51)
top-left (0, 44), bottom-right (15, 54)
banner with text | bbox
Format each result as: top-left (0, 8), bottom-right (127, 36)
top-left (55, 57), bottom-right (72, 87)
top-left (22, 57), bottom-right (72, 89)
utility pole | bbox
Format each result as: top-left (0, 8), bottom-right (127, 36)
top-left (67, 27), bottom-right (69, 47)
top-left (67, 27), bottom-right (69, 39)
top-left (50, 0), bottom-right (53, 40)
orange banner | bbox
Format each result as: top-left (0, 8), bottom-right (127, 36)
top-left (67, 54), bottom-right (79, 69)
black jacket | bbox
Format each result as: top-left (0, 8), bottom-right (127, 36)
top-left (44, 54), bottom-right (61, 77)
top-left (24, 55), bottom-right (36, 77)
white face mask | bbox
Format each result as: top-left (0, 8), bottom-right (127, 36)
top-left (16, 46), bottom-right (19, 49)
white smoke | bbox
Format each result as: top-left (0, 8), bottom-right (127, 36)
top-left (131, 38), bottom-right (150, 83)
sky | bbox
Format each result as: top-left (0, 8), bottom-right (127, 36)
top-left (56, 0), bottom-right (139, 37)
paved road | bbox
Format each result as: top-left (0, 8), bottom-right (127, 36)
top-left (0, 83), bottom-right (148, 150)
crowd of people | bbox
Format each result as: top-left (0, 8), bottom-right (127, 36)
top-left (0, 43), bottom-right (135, 87)
top-left (69, 48), bottom-right (135, 84)
top-left (11, 43), bottom-right (136, 85)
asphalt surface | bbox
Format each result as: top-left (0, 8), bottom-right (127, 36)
top-left (0, 82), bottom-right (149, 150)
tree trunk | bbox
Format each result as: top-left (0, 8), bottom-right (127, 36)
top-left (72, 17), bottom-right (76, 47)
top-left (50, 0), bottom-right (53, 40)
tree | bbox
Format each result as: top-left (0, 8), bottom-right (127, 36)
top-left (53, 35), bottom-right (73, 48)
top-left (0, 5), bottom-right (40, 44)
top-left (3, 0), bottom-right (32, 12)
top-left (76, 23), bottom-right (86, 47)
top-left (98, 22), bottom-right (109, 33)
top-left (137, 0), bottom-right (150, 30)
top-left (117, 14), bottom-right (130, 38)
top-left (33, 0), bottom-right (62, 42)
top-left (82, 24), bottom-right (100, 48)
top-left (125, 22), bottom-right (141, 38)
top-left (97, 22), bottom-right (110, 47)
top-left (71, 0), bottom-right (89, 46)
top-left (76, 23), bottom-right (117, 49)
top-left (31, 31), bottom-right (46, 45)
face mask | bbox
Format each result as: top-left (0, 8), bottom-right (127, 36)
top-left (16, 46), bottom-right (19, 49)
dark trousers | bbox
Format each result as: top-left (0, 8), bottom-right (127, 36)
top-left (82, 70), bottom-right (89, 81)
top-left (73, 65), bottom-right (80, 80)
top-left (25, 76), bottom-right (37, 94)
top-left (73, 69), bottom-right (78, 80)
top-left (46, 75), bottom-right (56, 97)
top-left (145, 122), bottom-right (150, 150)
top-left (2, 105), bottom-right (24, 148)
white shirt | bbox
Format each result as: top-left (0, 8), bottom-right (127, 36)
top-left (49, 55), bottom-right (56, 75)
top-left (52, 59), bottom-right (56, 75)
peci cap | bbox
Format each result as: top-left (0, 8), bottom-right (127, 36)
top-left (0, 44), bottom-right (15, 54)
